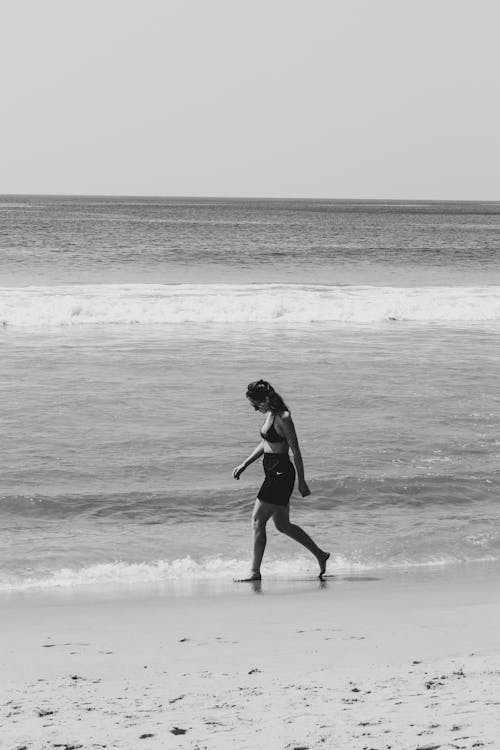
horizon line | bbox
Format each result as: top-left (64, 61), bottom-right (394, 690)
top-left (1, 192), bottom-right (500, 204)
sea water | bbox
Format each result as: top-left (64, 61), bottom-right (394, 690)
top-left (1, 196), bottom-right (500, 590)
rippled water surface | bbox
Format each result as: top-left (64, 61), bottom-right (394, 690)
top-left (1, 196), bottom-right (500, 589)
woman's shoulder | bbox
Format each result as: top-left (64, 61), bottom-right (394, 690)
top-left (276, 410), bottom-right (292, 423)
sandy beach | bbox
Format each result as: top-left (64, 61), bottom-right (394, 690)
top-left (2, 563), bottom-right (500, 750)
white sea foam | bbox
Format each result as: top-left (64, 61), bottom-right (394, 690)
top-left (1, 284), bottom-right (500, 327)
top-left (1, 554), bottom-right (497, 591)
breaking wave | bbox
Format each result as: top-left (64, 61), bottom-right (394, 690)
top-left (1, 283), bottom-right (500, 327)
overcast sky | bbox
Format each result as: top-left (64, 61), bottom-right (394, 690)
top-left (2, 0), bottom-right (499, 199)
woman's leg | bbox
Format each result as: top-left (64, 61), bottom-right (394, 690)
top-left (235, 499), bottom-right (276, 582)
top-left (272, 505), bottom-right (330, 577)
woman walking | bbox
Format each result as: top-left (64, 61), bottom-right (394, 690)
top-left (233, 380), bottom-right (329, 581)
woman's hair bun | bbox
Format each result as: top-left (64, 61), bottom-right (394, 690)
top-left (255, 379), bottom-right (274, 392)
top-left (246, 380), bottom-right (288, 413)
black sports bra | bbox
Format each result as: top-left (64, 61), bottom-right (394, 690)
top-left (260, 414), bottom-right (286, 443)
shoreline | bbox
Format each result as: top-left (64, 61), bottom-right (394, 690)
top-left (2, 561), bottom-right (500, 748)
top-left (2, 555), bottom-right (500, 600)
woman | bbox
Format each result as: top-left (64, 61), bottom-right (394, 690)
top-left (233, 380), bottom-right (329, 581)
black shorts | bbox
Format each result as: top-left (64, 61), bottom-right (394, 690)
top-left (257, 453), bottom-right (295, 507)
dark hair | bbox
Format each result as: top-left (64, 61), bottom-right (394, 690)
top-left (246, 380), bottom-right (289, 414)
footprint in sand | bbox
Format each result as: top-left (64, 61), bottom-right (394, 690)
top-left (296, 627), bottom-right (339, 634)
top-left (168, 695), bottom-right (185, 704)
top-left (37, 707), bottom-right (56, 717)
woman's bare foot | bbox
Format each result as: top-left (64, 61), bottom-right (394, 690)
top-left (318, 551), bottom-right (330, 579)
top-left (234, 572), bottom-right (262, 583)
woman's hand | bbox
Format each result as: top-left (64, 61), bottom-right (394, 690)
top-left (298, 480), bottom-right (311, 497)
top-left (233, 464), bottom-right (246, 480)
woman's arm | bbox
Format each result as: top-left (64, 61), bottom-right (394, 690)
top-left (233, 441), bottom-right (264, 479)
top-left (277, 413), bottom-right (311, 497)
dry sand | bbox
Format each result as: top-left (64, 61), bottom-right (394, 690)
top-left (2, 563), bottom-right (500, 749)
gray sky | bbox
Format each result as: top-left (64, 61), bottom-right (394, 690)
top-left (2, 0), bottom-right (499, 199)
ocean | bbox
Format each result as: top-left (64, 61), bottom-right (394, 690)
top-left (1, 195), bottom-right (500, 591)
